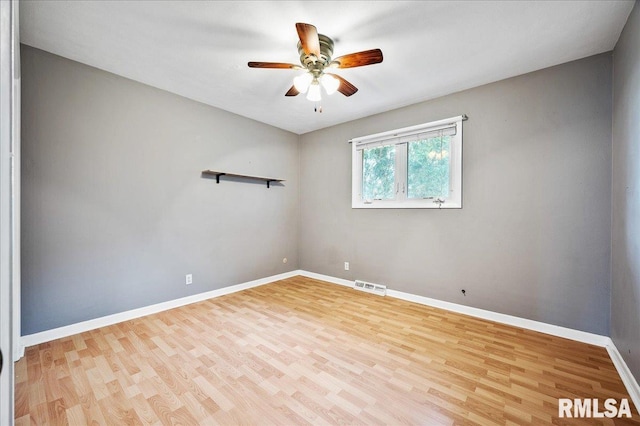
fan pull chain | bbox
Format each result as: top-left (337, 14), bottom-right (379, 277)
top-left (314, 104), bottom-right (323, 113)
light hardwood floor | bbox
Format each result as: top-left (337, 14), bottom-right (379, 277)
top-left (14, 276), bottom-right (640, 425)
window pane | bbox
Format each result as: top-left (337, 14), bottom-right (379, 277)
top-left (362, 145), bottom-right (395, 200)
top-left (407, 136), bottom-right (450, 199)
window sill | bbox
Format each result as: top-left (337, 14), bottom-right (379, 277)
top-left (352, 201), bottom-right (462, 209)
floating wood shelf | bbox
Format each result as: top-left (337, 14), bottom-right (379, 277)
top-left (202, 170), bottom-right (284, 188)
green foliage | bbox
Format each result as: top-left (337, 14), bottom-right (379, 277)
top-left (362, 145), bottom-right (395, 200)
top-left (408, 136), bottom-right (450, 199)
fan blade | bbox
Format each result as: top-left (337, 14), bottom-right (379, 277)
top-left (326, 73), bottom-right (358, 97)
top-left (285, 86), bottom-right (300, 97)
top-left (332, 49), bottom-right (383, 68)
top-left (296, 23), bottom-right (320, 57)
top-left (248, 62), bottom-right (301, 69)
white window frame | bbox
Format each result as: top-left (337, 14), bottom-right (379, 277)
top-left (351, 115), bottom-right (464, 209)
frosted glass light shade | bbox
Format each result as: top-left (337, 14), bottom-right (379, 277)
top-left (306, 81), bottom-right (322, 101)
top-left (320, 74), bottom-right (339, 95)
top-left (293, 73), bottom-right (313, 93)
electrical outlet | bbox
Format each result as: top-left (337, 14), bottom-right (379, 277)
top-left (344, 262), bottom-right (350, 271)
top-left (186, 274), bottom-right (193, 285)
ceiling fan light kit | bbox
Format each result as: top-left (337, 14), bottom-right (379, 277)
top-left (293, 72), bottom-right (339, 100)
top-left (293, 72), bottom-right (313, 93)
top-left (320, 74), bottom-right (339, 95)
top-left (307, 80), bottom-right (322, 102)
top-left (248, 23), bottom-right (383, 109)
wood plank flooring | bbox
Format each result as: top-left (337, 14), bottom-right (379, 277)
top-left (14, 276), bottom-right (640, 425)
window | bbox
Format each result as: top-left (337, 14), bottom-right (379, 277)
top-left (352, 115), bottom-right (464, 209)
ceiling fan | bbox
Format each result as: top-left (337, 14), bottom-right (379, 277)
top-left (248, 23), bottom-right (383, 104)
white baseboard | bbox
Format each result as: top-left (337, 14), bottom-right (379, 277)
top-left (605, 340), bottom-right (640, 415)
top-left (18, 268), bottom-right (640, 413)
top-left (18, 270), bottom-right (301, 355)
top-left (297, 270), bottom-right (353, 287)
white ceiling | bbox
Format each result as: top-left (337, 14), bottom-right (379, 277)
top-left (20, 1), bottom-right (634, 135)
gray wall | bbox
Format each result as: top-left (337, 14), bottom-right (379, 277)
top-left (299, 54), bottom-right (613, 335)
top-left (612, 1), bottom-right (640, 379)
top-left (21, 45), bottom-right (299, 335)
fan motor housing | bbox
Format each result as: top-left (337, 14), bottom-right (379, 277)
top-left (298, 34), bottom-right (334, 70)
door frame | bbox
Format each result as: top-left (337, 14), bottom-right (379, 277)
top-left (0, 0), bottom-right (20, 423)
